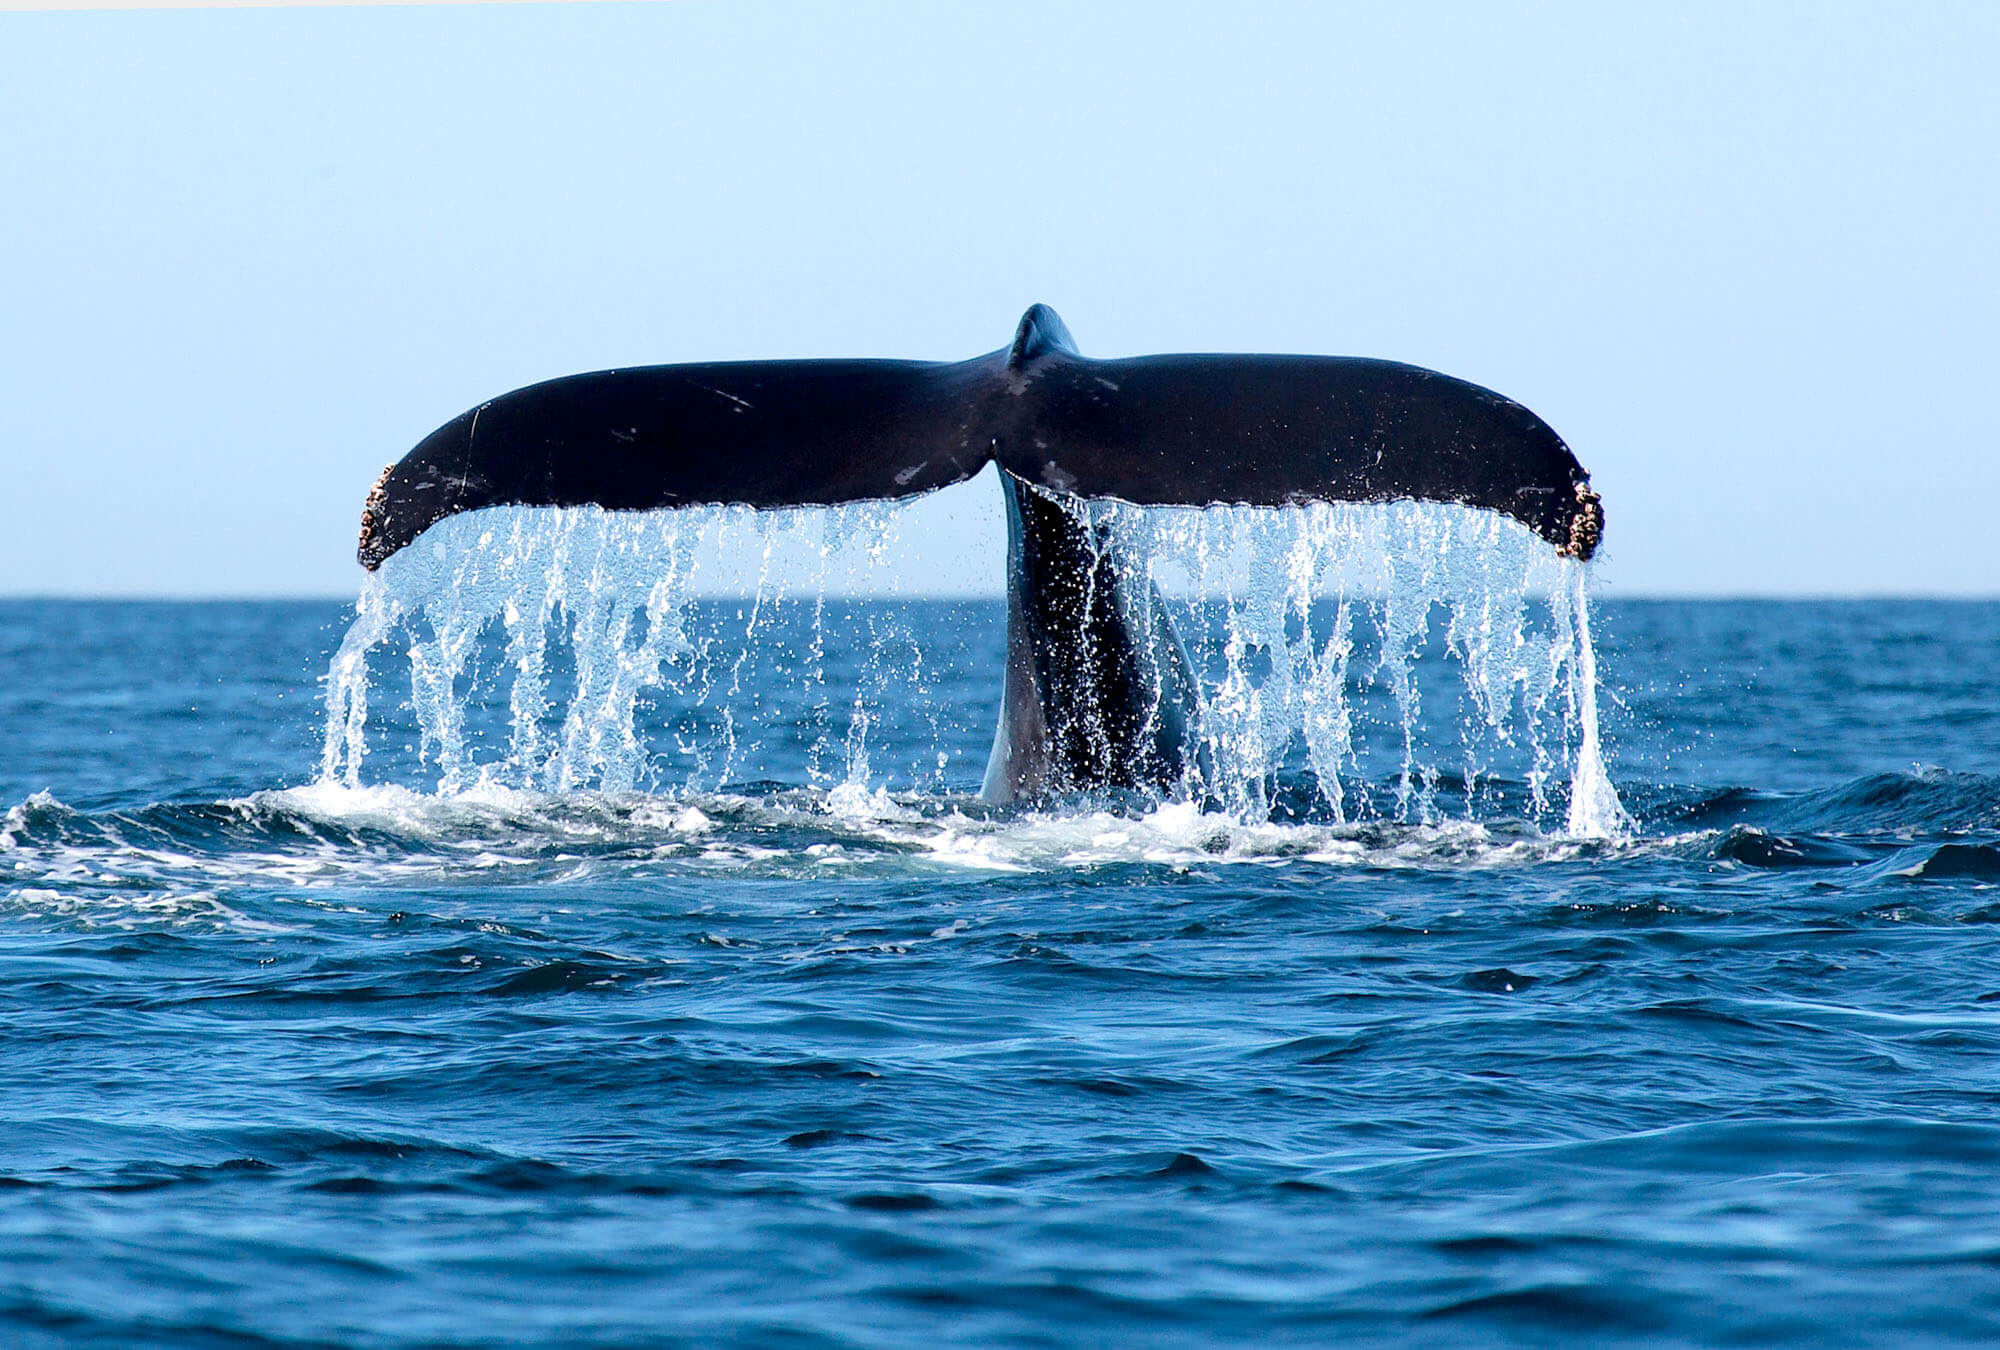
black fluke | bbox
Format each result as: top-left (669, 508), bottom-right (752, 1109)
top-left (357, 304), bottom-right (1601, 569)
top-left (355, 306), bottom-right (1603, 803)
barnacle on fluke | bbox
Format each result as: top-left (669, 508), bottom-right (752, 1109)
top-left (1559, 481), bottom-right (1605, 561)
top-left (356, 464), bottom-right (394, 568)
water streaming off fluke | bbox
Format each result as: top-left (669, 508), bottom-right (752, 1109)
top-left (320, 498), bottom-right (1627, 835)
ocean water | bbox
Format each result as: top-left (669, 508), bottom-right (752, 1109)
top-left (5, 558), bottom-right (2000, 1343)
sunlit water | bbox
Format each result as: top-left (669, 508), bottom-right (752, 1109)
top-left (4, 528), bottom-right (2000, 1344)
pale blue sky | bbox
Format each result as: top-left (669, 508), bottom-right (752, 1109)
top-left (2, 1), bottom-right (1994, 596)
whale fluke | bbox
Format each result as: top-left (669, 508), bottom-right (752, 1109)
top-left (355, 306), bottom-right (1602, 803)
top-left (358, 304), bottom-right (1600, 570)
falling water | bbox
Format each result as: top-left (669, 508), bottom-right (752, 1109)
top-left (320, 498), bottom-right (1628, 835)
top-left (1112, 497), bottom-right (1631, 833)
top-left (321, 503), bottom-right (907, 796)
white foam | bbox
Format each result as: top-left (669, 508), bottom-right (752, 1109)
top-left (1, 886), bottom-right (282, 931)
top-left (2, 783), bottom-right (1687, 920)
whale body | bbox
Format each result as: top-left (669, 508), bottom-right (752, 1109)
top-left (356, 306), bottom-right (1602, 803)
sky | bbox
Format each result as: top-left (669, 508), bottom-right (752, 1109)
top-left (1, 0), bottom-right (1995, 597)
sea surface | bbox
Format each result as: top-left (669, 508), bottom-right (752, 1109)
top-left (5, 593), bottom-right (2000, 1347)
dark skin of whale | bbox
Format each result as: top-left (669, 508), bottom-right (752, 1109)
top-left (982, 470), bottom-right (1202, 802)
top-left (356, 306), bottom-right (1602, 803)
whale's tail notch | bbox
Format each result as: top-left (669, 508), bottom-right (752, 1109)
top-left (1007, 302), bottom-right (1079, 371)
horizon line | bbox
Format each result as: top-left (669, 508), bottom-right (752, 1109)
top-left (5, 590), bottom-right (1999, 604)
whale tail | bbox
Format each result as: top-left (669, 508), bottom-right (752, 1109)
top-left (354, 306), bottom-right (1602, 801)
top-left (359, 304), bottom-right (1599, 570)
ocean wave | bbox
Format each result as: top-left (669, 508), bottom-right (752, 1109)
top-left (9, 771), bottom-right (2000, 942)
top-left (1671, 769), bottom-right (2000, 835)
top-left (1, 781), bottom-right (1643, 900)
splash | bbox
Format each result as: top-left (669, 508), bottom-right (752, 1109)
top-left (319, 499), bottom-right (1627, 836)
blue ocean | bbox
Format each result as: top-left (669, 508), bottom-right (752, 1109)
top-left (4, 505), bottom-right (1999, 1347)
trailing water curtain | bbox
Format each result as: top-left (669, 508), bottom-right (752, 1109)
top-left (355, 305), bottom-right (1604, 804)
